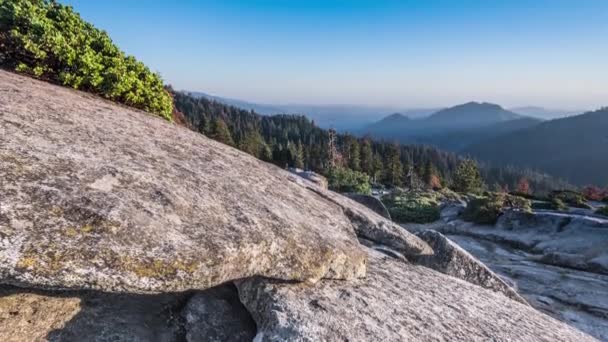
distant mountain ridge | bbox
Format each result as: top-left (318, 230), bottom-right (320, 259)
top-left (465, 108), bottom-right (608, 186)
top-left (360, 102), bottom-right (539, 151)
top-left (508, 106), bottom-right (584, 120)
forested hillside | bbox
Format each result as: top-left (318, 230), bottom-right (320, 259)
top-left (466, 108), bottom-right (608, 186)
top-left (173, 91), bottom-right (571, 193)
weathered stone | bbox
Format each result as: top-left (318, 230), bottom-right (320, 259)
top-left (439, 201), bottom-right (466, 222)
top-left (182, 284), bottom-right (257, 342)
top-left (301, 185), bottom-right (432, 258)
top-left (344, 193), bottom-right (391, 220)
top-left (1, 70), bottom-right (417, 293)
top-left (445, 234), bottom-right (608, 341)
top-left (412, 229), bottom-right (527, 303)
top-left (237, 247), bottom-right (594, 342)
top-left (0, 286), bottom-right (188, 342)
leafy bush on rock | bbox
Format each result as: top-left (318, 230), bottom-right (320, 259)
top-left (383, 191), bottom-right (440, 224)
top-left (531, 198), bottom-right (567, 211)
top-left (549, 190), bottom-right (591, 209)
top-left (0, 0), bottom-right (173, 119)
top-left (463, 192), bottom-right (531, 225)
top-left (327, 167), bottom-right (371, 195)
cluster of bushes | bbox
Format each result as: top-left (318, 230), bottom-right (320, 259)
top-left (327, 167), bottom-right (371, 195)
top-left (548, 190), bottom-right (592, 209)
top-left (531, 198), bottom-right (567, 211)
top-left (382, 191), bottom-right (440, 224)
top-left (462, 192), bottom-right (531, 225)
top-left (596, 206), bottom-right (608, 217)
top-left (0, 0), bottom-right (172, 119)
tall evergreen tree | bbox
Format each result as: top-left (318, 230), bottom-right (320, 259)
top-left (452, 159), bottom-right (484, 193)
top-left (360, 139), bottom-right (374, 176)
top-left (385, 144), bottom-right (403, 187)
top-left (211, 118), bottom-right (235, 146)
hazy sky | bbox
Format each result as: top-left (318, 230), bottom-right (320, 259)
top-left (64, 0), bottom-right (607, 109)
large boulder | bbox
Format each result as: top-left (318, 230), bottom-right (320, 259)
top-left (237, 247), bottom-right (595, 342)
top-left (0, 70), bottom-right (431, 293)
top-left (412, 229), bottom-right (526, 303)
top-left (343, 193), bottom-right (391, 220)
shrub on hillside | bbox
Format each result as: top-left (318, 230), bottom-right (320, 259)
top-left (0, 0), bottom-right (172, 119)
top-left (549, 190), bottom-right (592, 209)
top-left (327, 167), bottom-right (371, 195)
top-left (382, 191), bottom-right (440, 224)
top-left (596, 206), bottom-right (608, 217)
top-left (531, 198), bottom-right (567, 211)
top-left (462, 192), bottom-right (531, 225)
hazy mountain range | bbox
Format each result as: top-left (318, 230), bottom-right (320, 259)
top-left (187, 91), bottom-right (439, 131)
top-left (360, 102), bottom-right (542, 151)
top-left (465, 108), bottom-right (608, 186)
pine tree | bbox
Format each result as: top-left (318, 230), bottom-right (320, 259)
top-left (385, 144), bottom-right (403, 187)
top-left (348, 138), bottom-right (361, 171)
top-left (211, 118), bottom-right (235, 146)
top-left (295, 141), bottom-right (305, 169)
top-left (452, 159), bottom-right (484, 193)
top-left (360, 139), bottom-right (374, 176)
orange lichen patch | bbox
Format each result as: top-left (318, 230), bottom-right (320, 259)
top-left (120, 256), bottom-right (200, 279)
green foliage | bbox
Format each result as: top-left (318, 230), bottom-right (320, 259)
top-left (549, 190), bottom-right (591, 209)
top-left (452, 159), bottom-right (484, 193)
top-left (463, 192), bottom-right (531, 225)
top-left (210, 118), bottom-right (235, 146)
top-left (327, 167), bottom-right (371, 195)
top-left (0, 0), bottom-right (172, 118)
top-left (531, 198), bottom-right (567, 211)
top-left (383, 191), bottom-right (440, 224)
top-left (596, 206), bottom-right (608, 217)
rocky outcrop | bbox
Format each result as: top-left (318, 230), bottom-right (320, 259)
top-left (237, 247), bottom-right (594, 342)
top-left (435, 210), bottom-right (608, 275)
top-left (344, 193), bottom-right (391, 220)
top-left (0, 70), bottom-right (434, 293)
top-left (0, 71), bottom-right (597, 341)
top-left (412, 229), bottom-right (527, 303)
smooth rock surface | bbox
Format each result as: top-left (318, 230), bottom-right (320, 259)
top-left (0, 70), bottom-right (435, 292)
top-left (412, 229), bottom-right (527, 303)
top-left (435, 210), bottom-right (608, 275)
top-left (238, 247), bottom-right (595, 342)
top-left (446, 234), bottom-right (608, 341)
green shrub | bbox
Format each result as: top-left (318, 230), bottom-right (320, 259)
top-left (531, 198), bottom-right (567, 211)
top-left (327, 167), bottom-right (371, 195)
top-left (383, 191), bottom-right (440, 224)
top-left (549, 190), bottom-right (591, 209)
top-left (463, 192), bottom-right (531, 225)
top-left (0, 0), bottom-right (172, 119)
top-left (596, 206), bottom-right (608, 217)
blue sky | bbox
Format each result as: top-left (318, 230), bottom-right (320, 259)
top-left (64, 0), bottom-right (607, 109)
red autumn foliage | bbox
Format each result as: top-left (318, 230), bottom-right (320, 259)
top-left (429, 174), bottom-right (442, 190)
top-left (582, 185), bottom-right (606, 201)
